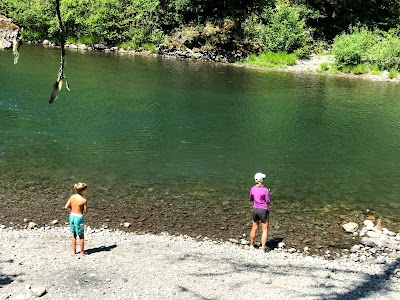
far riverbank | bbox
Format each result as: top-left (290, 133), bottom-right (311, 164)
top-left (21, 40), bottom-right (400, 84)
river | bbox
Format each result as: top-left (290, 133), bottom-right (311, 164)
top-left (1, 44), bottom-right (399, 253)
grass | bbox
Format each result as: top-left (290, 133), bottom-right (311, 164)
top-left (245, 51), bottom-right (297, 68)
top-left (66, 37), bottom-right (77, 44)
top-left (78, 35), bottom-right (99, 46)
top-left (319, 62), bottom-right (330, 71)
top-left (370, 65), bottom-right (383, 75)
top-left (388, 68), bottom-right (398, 79)
top-left (352, 64), bottom-right (369, 75)
top-left (141, 43), bottom-right (157, 53)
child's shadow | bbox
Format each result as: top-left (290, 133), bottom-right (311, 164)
top-left (86, 244), bottom-right (117, 255)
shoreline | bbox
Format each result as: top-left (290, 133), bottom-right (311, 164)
top-left (0, 225), bottom-right (399, 299)
top-left (24, 41), bottom-right (400, 84)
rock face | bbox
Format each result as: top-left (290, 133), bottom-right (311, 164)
top-left (0, 15), bottom-right (21, 49)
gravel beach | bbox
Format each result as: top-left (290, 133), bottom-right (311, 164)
top-left (1, 226), bottom-right (399, 300)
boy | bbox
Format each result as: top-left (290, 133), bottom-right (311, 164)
top-left (65, 182), bottom-right (88, 256)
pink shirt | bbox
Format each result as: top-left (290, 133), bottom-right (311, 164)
top-left (250, 185), bottom-right (270, 210)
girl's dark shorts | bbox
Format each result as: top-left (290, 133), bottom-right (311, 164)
top-left (253, 208), bottom-right (269, 222)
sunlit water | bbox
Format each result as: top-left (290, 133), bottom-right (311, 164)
top-left (1, 44), bottom-right (400, 222)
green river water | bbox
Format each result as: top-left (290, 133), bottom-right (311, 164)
top-left (1, 45), bottom-right (399, 251)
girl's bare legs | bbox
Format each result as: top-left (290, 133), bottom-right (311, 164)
top-left (261, 220), bottom-right (269, 249)
top-left (250, 220), bottom-right (259, 247)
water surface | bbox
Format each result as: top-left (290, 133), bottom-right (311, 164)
top-left (1, 45), bottom-right (400, 251)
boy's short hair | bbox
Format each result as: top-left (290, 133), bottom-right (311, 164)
top-left (74, 182), bottom-right (87, 192)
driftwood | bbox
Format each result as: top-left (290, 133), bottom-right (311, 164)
top-left (49, 0), bottom-right (70, 104)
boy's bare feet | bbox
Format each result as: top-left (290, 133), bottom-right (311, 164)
top-left (80, 251), bottom-right (86, 256)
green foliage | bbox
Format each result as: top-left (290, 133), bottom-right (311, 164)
top-left (142, 43), bottom-right (157, 53)
top-left (370, 65), bottom-right (382, 75)
top-left (333, 27), bottom-right (400, 72)
top-left (351, 64), bottom-right (369, 75)
top-left (319, 62), bottom-right (329, 71)
top-left (243, 2), bottom-right (311, 58)
top-left (367, 30), bottom-right (400, 71)
top-left (388, 68), bottom-right (398, 79)
top-left (246, 51), bottom-right (297, 68)
top-left (332, 26), bottom-right (380, 67)
top-left (66, 37), bottom-right (77, 44)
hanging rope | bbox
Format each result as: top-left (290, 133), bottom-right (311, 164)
top-left (49, 0), bottom-right (70, 104)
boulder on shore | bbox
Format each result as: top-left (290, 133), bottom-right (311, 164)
top-left (0, 15), bottom-right (21, 49)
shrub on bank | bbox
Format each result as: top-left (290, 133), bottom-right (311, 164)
top-left (333, 27), bottom-right (400, 72)
top-left (367, 30), bottom-right (400, 71)
top-left (332, 27), bottom-right (379, 67)
top-left (242, 2), bottom-right (311, 58)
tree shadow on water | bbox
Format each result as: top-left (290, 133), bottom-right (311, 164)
top-left (85, 244), bottom-right (117, 255)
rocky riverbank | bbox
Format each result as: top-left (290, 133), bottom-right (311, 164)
top-left (31, 39), bottom-right (399, 83)
top-left (0, 15), bottom-right (21, 50)
top-left (0, 225), bottom-right (399, 300)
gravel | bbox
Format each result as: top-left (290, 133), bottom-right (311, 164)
top-left (1, 226), bottom-right (399, 300)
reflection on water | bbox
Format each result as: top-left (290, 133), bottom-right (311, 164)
top-left (1, 45), bottom-right (400, 232)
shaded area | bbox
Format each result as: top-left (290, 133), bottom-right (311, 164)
top-left (173, 251), bottom-right (400, 299)
top-left (86, 244), bottom-right (117, 255)
top-left (329, 260), bottom-right (400, 300)
top-left (0, 259), bottom-right (20, 287)
top-left (178, 285), bottom-right (216, 300)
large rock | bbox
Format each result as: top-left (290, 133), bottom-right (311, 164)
top-left (0, 15), bottom-right (21, 49)
top-left (342, 222), bottom-right (359, 233)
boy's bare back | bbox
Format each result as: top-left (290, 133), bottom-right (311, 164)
top-left (65, 194), bottom-right (87, 215)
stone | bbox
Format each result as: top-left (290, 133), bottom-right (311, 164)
top-left (28, 222), bottom-right (37, 229)
top-left (0, 15), bottom-right (21, 50)
top-left (350, 245), bottom-right (361, 253)
top-left (278, 242), bottom-right (286, 248)
top-left (367, 231), bottom-right (380, 238)
top-left (50, 220), bottom-right (58, 225)
top-left (123, 222), bottom-right (131, 228)
top-left (288, 248), bottom-right (296, 253)
top-left (30, 286), bottom-right (46, 297)
top-left (228, 239), bottom-right (238, 244)
top-left (375, 257), bottom-right (386, 264)
top-left (118, 276), bottom-right (128, 285)
top-left (240, 239), bottom-right (249, 245)
top-left (360, 237), bottom-right (377, 247)
top-left (363, 220), bottom-right (374, 229)
top-left (342, 222), bottom-right (359, 233)
top-left (374, 239), bottom-right (389, 248)
top-left (77, 44), bottom-right (88, 50)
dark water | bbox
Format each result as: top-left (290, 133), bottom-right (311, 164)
top-left (1, 45), bottom-right (400, 252)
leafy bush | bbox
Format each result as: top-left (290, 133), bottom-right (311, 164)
top-left (242, 2), bottom-right (311, 58)
top-left (332, 26), bottom-right (380, 67)
top-left (367, 30), bottom-right (400, 71)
